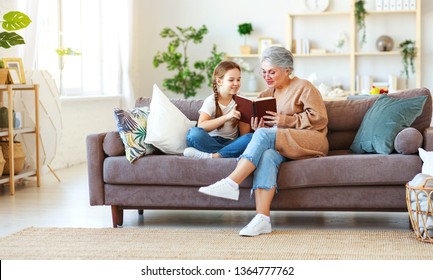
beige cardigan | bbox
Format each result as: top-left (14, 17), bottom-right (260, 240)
top-left (259, 77), bottom-right (329, 160)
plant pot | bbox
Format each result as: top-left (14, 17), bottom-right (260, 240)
top-left (0, 141), bottom-right (26, 175)
top-left (0, 148), bottom-right (5, 176)
top-left (240, 45), bottom-right (251, 55)
top-left (0, 69), bottom-right (10, 84)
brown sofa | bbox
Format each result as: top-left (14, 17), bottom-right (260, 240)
top-left (87, 88), bottom-right (433, 228)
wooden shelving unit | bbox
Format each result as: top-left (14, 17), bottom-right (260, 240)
top-left (286, 0), bottom-right (421, 94)
top-left (0, 84), bottom-right (40, 195)
top-left (226, 0), bottom-right (421, 96)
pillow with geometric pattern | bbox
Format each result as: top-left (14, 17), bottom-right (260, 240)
top-left (113, 106), bottom-right (156, 163)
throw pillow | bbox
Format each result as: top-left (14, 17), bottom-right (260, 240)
top-left (350, 94), bottom-right (427, 154)
top-left (113, 106), bottom-right (156, 163)
top-left (418, 148), bottom-right (433, 175)
top-left (144, 84), bottom-right (196, 154)
top-left (394, 127), bottom-right (423, 155)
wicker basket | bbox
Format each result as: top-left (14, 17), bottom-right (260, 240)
top-left (406, 177), bottom-right (433, 243)
top-left (0, 141), bottom-right (26, 175)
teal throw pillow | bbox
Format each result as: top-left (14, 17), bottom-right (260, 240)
top-left (114, 106), bottom-right (156, 163)
top-left (350, 94), bottom-right (427, 154)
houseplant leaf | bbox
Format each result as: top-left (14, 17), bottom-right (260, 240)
top-left (0, 31), bottom-right (25, 48)
top-left (2, 11), bottom-right (32, 31)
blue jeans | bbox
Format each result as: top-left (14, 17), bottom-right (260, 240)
top-left (239, 127), bottom-right (287, 192)
top-left (186, 127), bottom-right (253, 158)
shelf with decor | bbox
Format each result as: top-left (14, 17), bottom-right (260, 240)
top-left (286, 0), bottom-right (421, 95)
top-left (0, 84), bottom-right (40, 195)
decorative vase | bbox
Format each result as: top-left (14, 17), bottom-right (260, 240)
top-left (0, 141), bottom-right (26, 175)
top-left (240, 45), bottom-right (251, 55)
top-left (247, 74), bottom-right (258, 92)
top-left (376, 35), bottom-right (394, 52)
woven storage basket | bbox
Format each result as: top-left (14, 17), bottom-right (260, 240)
top-left (0, 148), bottom-right (5, 176)
top-left (406, 177), bottom-right (433, 243)
top-left (0, 141), bottom-right (25, 175)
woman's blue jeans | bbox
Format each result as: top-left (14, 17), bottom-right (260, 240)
top-left (239, 127), bottom-right (287, 192)
top-left (186, 127), bottom-right (253, 158)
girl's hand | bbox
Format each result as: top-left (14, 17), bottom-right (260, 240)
top-left (225, 104), bottom-right (241, 121)
top-left (263, 111), bottom-right (279, 127)
top-left (250, 116), bottom-right (265, 131)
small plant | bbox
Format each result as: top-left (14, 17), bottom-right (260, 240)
top-left (237, 23), bottom-right (253, 45)
top-left (56, 47), bottom-right (81, 95)
top-left (0, 11), bottom-right (31, 49)
top-left (399, 39), bottom-right (416, 87)
top-left (153, 25), bottom-right (208, 99)
top-left (354, 0), bottom-right (367, 48)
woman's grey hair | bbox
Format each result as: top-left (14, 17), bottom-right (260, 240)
top-left (260, 46), bottom-right (294, 71)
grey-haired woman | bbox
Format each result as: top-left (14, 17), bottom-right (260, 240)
top-left (199, 46), bottom-right (329, 236)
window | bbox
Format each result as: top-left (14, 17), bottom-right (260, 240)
top-left (36, 0), bottom-right (120, 96)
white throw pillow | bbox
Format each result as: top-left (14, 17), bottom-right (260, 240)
top-left (144, 84), bottom-right (196, 154)
top-left (418, 148), bottom-right (433, 175)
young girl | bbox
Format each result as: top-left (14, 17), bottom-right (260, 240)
top-left (183, 61), bottom-right (252, 159)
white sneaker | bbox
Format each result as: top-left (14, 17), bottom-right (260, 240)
top-left (183, 147), bottom-right (211, 159)
top-left (199, 179), bottom-right (239, 200)
top-left (239, 214), bottom-right (272, 237)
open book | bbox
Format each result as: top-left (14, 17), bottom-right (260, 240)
top-left (234, 95), bottom-right (277, 123)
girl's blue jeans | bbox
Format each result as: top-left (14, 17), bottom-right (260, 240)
top-left (239, 127), bottom-right (287, 192)
top-left (186, 127), bottom-right (253, 158)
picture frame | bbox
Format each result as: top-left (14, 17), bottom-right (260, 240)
top-left (258, 38), bottom-right (273, 54)
top-left (2, 58), bottom-right (26, 84)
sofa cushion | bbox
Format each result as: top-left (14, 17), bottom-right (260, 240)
top-left (103, 155), bottom-right (254, 187)
top-left (325, 88), bottom-right (432, 150)
top-left (114, 106), bottom-right (156, 163)
top-left (144, 85), bottom-right (196, 154)
top-left (394, 127), bottom-right (423, 155)
top-left (276, 152), bottom-right (422, 189)
top-left (350, 94), bottom-right (427, 154)
top-left (103, 131), bottom-right (125, 156)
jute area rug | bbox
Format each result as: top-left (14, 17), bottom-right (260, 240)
top-left (0, 227), bottom-right (432, 260)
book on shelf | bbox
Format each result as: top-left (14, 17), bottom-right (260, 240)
top-left (234, 95), bottom-right (277, 123)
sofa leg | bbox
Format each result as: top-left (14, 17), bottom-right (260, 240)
top-left (111, 205), bottom-right (124, 228)
top-left (138, 209), bottom-right (144, 215)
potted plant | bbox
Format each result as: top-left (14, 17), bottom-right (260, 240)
top-left (399, 39), bottom-right (417, 88)
top-left (354, 0), bottom-right (367, 48)
top-left (55, 47), bottom-right (81, 95)
top-left (237, 23), bottom-right (253, 55)
top-left (153, 25), bottom-right (225, 99)
top-left (0, 11), bottom-right (32, 84)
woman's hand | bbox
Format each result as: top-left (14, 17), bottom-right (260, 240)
top-left (250, 116), bottom-right (265, 131)
top-left (225, 104), bottom-right (241, 121)
top-left (263, 111), bottom-right (280, 127)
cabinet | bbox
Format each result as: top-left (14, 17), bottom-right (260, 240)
top-left (0, 84), bottom-right (40, 195)
top-left (287, 0), bottom-right (421, 94)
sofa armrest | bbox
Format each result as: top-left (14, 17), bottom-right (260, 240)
top-left (423, 127), bottom-right (433, 151)
top-left (86, 132), bottom-right (108, 206)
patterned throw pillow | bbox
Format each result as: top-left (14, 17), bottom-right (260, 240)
top-left (113, 106), bottom-right (156, 163)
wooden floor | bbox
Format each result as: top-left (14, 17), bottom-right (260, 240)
top-left (0, 163), bottom-right (410, 237)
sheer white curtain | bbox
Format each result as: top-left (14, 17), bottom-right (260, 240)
top-left (116, 0), bottom-right (136, 108)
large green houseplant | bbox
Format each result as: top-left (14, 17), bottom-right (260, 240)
top-left (153, 25), bottom-right (225, 99)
